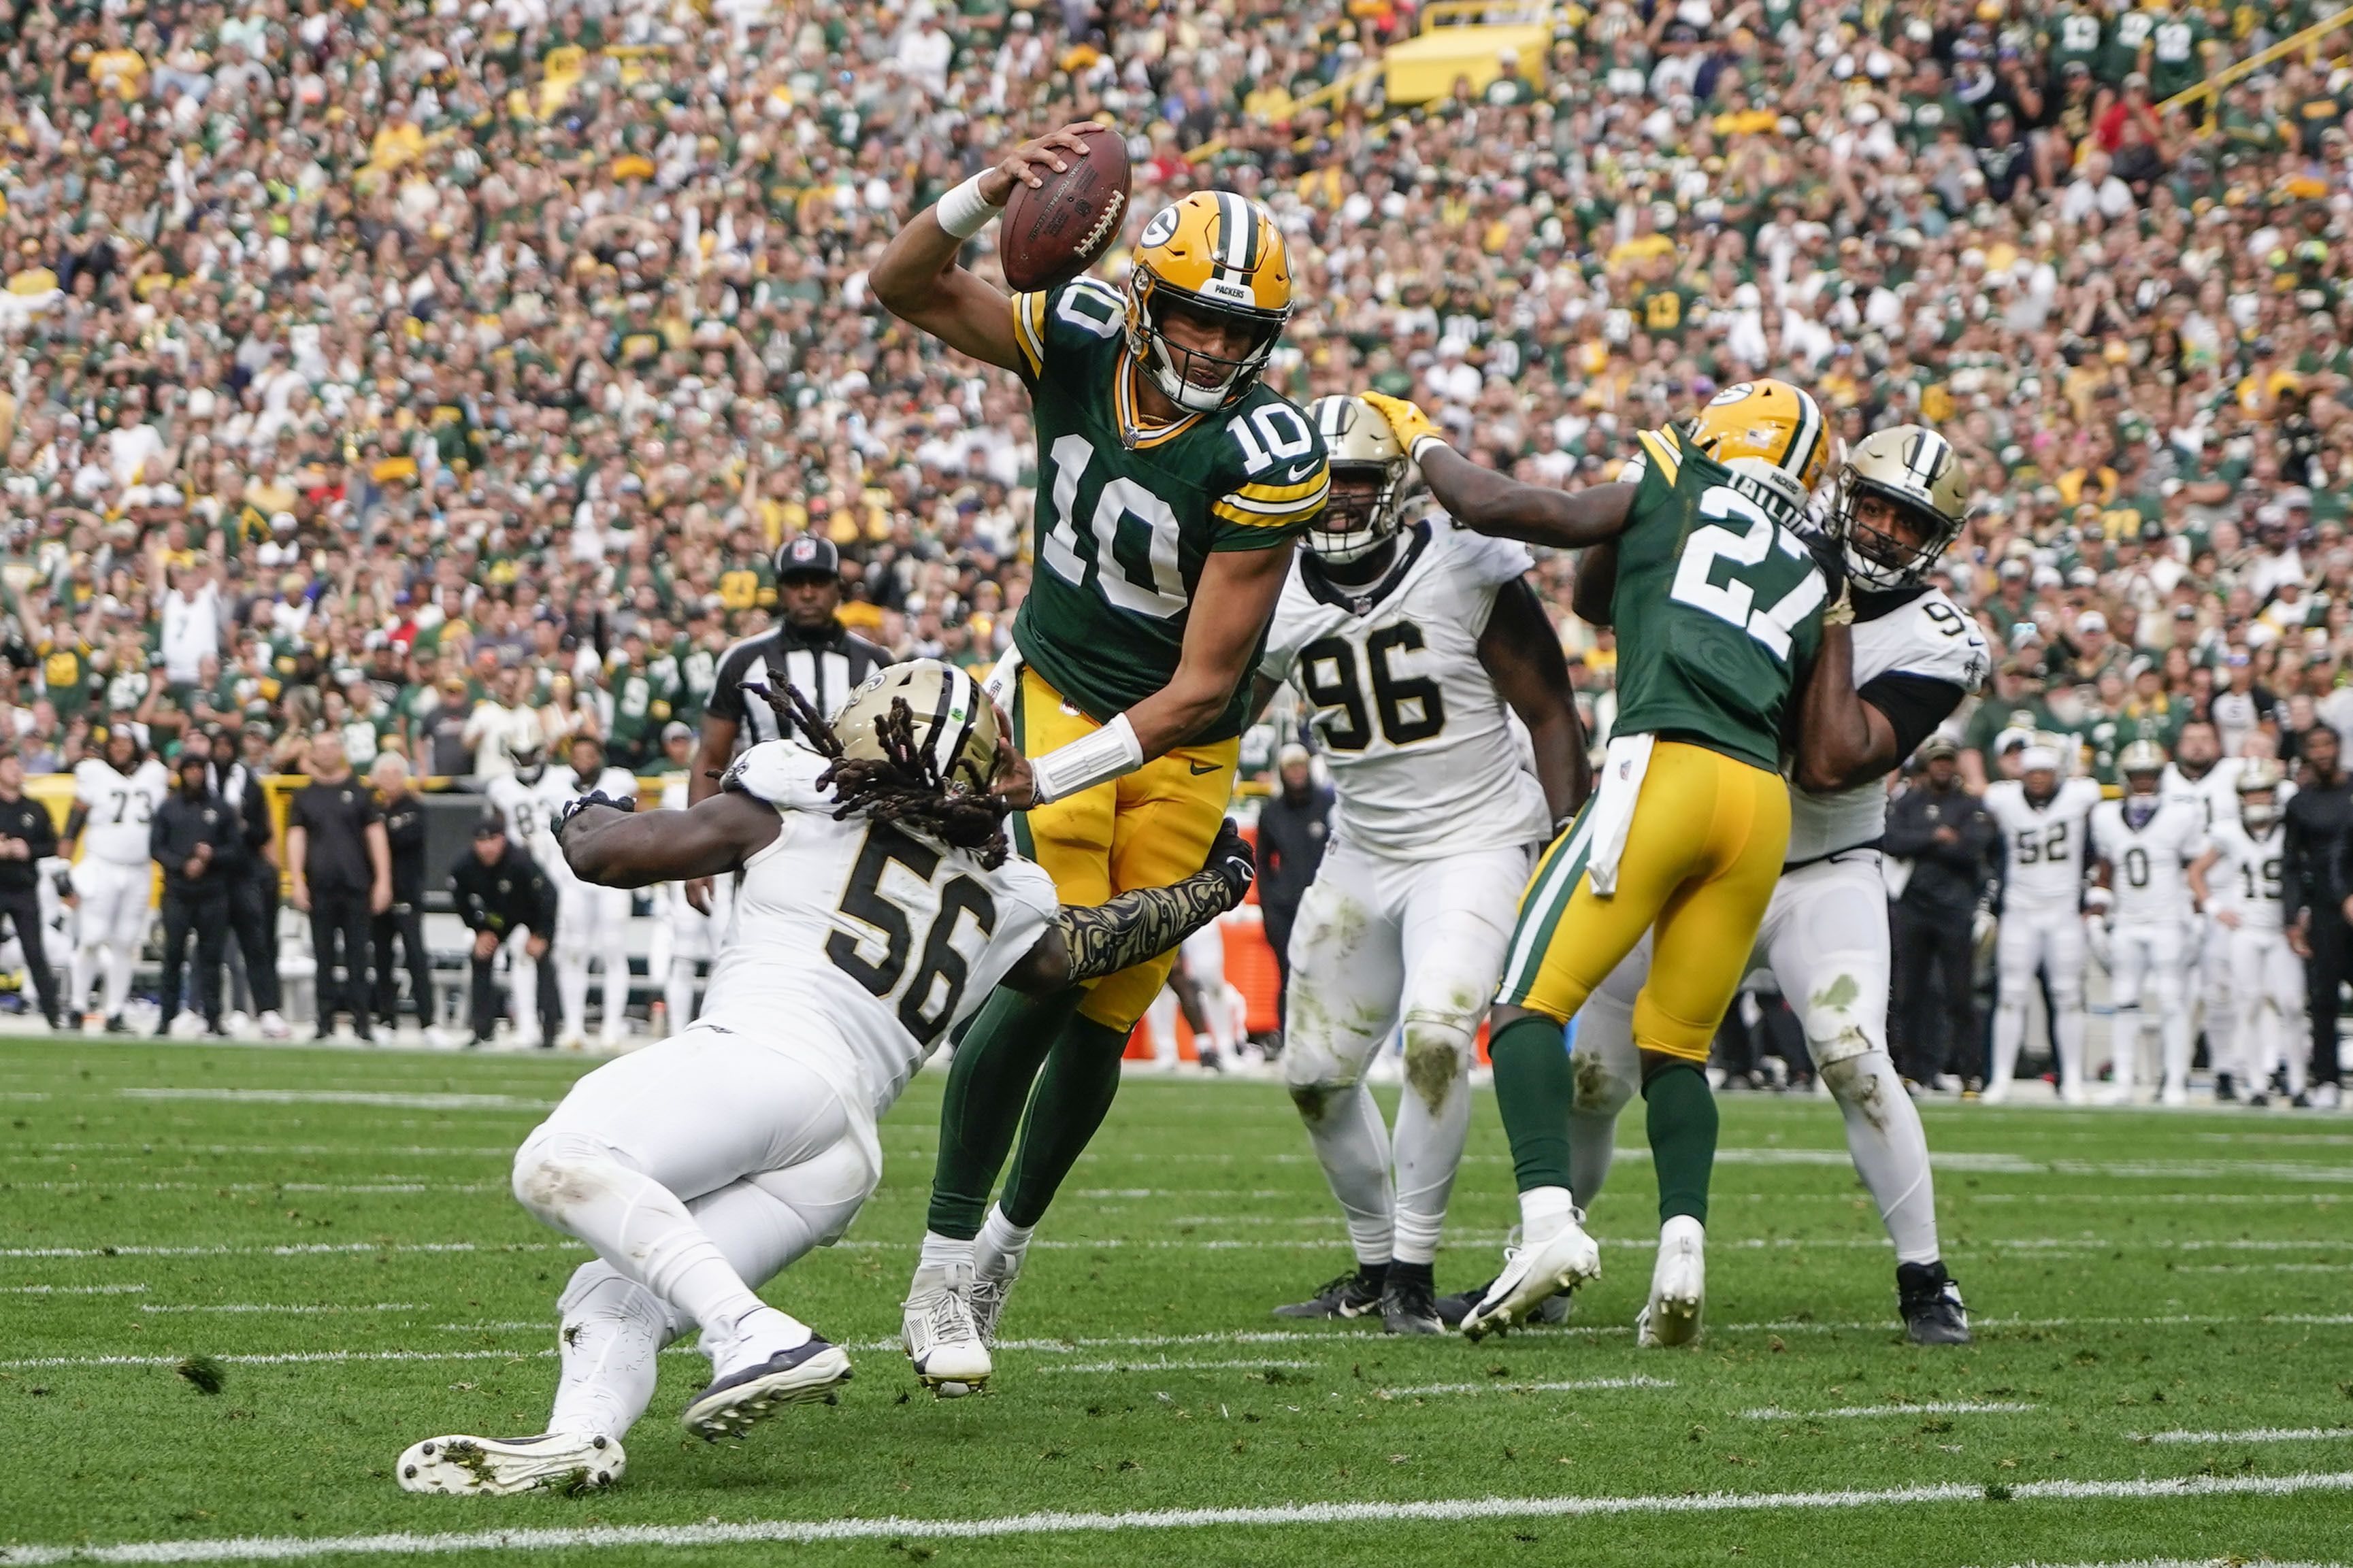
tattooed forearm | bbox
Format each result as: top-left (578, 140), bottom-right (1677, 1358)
top-left (1053, 869), bottom-right (1240, 984)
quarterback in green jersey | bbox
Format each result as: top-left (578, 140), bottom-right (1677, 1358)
top-left (872, 124), bottom-right (1327, 1393)
top-left (1364, 381), bottom-right (1852, 1337)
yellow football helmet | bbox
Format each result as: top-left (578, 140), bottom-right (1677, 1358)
top-left (1686, 380), bottom-right (1830, 499)
top-left (1125, 191), bottom-right (1294, 413)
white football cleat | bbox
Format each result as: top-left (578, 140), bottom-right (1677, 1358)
top-left (397, 1431), bottom-right (623, 1495)
top-left (2159, 1084), bottom-right (2190, 1107)
top-left (680, 1335), bottom-right (853, 1441)
top-left (257, 1010), bottom-right (291, 1040)
top-left (1635, 1215), bottom-right (1707, 1348)
top-left (902, 1265), bottom-right (993, 1397)
top-left (1458, 1218), bottom-right (1600, 1341)
top-left (970, 1263), bottom-right (1019, 1348)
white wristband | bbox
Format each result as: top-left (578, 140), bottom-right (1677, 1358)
top-left (1408, 433), bottom-right (1451, 465)
top-left (1028, 713), bottom-right (1144, 807)
top-left (936, 173), bottom-right (1004, 240)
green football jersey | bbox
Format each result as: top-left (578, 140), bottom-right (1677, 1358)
top-left (2099, 5), bottom-right (2156, 84)
top-left (1609, 427), bottom-right (1828, 772)
top-left (1007, 279), bottom-right (1328, 741)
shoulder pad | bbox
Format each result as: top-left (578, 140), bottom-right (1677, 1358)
top-left (721, 739), bottom-right (832, 814)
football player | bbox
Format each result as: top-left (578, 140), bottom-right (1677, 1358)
top-left (62, 724), bottom-right (171, 1031)
top-left (1521, 426), bottom-right (1981, 1347)
top-left (2190, 761), bottom-right (2305, 1105)
top-left (1256, 395), bottom-right (1585, 1335)
top-left (1362, 380), bottom-right (1848, 1339)
top-left (2160, 719), bottom-right (2248, 1095)
top-left (1982, 742), bottom-right (2104, 1102)
top-left (2090, 742), bottom-right (2206, 1104)
top-left (395, 664), bottom-right (1256, 1492)
top-left (872, 127), bottom-right (1328, 1367)
top-left (550, 735), bottom-right (642, 1050)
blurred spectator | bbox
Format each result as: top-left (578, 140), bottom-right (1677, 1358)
top-left (0, 749), bottom-right (63, 1029)
top-left (371, 752), bottom-right (434, 1035)
top-left (148, 751), bottom-right (237, 1037)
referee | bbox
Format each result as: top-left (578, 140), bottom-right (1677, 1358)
top-left (685, 533), bottom-right (890, 908)
top-left (0, 747), bottom-right (64, 1028)
top-left (285, 734), bottom-right (391, 1041)
top-left (149, 752), bottom-right (237, 1035)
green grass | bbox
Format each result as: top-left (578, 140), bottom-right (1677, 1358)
top-left (1, 1037), bottom-right (2350, 1567)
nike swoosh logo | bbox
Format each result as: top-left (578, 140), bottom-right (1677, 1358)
top-left (1188, 761), bottom-right (1221, 775)
top-left (1282, 461), bottom-right (1319, 482)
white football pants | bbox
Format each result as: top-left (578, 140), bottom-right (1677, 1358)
top-left (512, 1026), bottom-right (881, 1444)
top-left (1990, 905), bottom-right (2088, 1099)
top-left (557, 882), bottom-right (635, 1044)
top-left (1571, 853), bottom-right (1942, 1265)
top-left (661, 877), bottom-right (733, 1029)
top-left (68, 857), bottom-right (150, 1020)
top-left (2228, 925), bottom-right (2307, 1099)
top-left (1281, 841), bottom-right (1529, 1267)
top-left (2107, 921), bottom-right (2189, 1099)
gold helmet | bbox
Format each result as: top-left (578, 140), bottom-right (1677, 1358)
top-left (833, 658), bottom-right (1000, 797)
top-left (1125, 191), bottom-right (1294, 413)
top-left (1304, 395), bottom-right (1409, 563)
top-left (2238, 758), bottom-right (2285, 833)
top-left (1687, 380), bottom-right (1830, 512)
top-left (1832, 424), bottom-right (1973, 589)
top-left (2118, 740), bottom-right (2167, 793)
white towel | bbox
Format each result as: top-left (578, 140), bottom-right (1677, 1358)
top-left (1583, 733), bottom-right (1656, 898)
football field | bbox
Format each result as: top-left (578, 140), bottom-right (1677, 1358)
top-left (2, 1035), bottom-right (2348, 1568)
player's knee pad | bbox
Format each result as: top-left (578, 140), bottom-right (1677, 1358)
top-left (1569, 1048), bottom-right (1637, 1119)
top-left (510, 1128), bottom-right (627, 1224)
top-left (2045, 973), bottom-right (2085, 1010)
top-left (1282, 1032), bottom-right (1368, 1121)
top-left (1397, 1014), bottom-right (1473, 1114)
top-left (1819, 1049), bottom-right (1898, 1112)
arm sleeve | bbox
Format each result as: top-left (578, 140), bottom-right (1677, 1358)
top-left (1858, 673), bottom-right (1969, 766)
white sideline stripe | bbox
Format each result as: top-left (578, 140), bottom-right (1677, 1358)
top-left (1379, 1375), bottom-right (1673, 1399)
top-left (0, 1241), bottom-right (577, 1260)
top-left (1, 1144), bottom-right (514, 1156)
top-left (0, 1283), bottom-right (148, 1295)
top-left (1041, 1358), bottom-right (1323, 1375)
top-left (1990, 1561), bottom-right (2351, 1568)
top-left (3, 1470), bottom-right (2349, 1565)
top-left (1977, 1194), bottom-right (2346, 1205)
top-left (2141, 1427), bottom-right (2353, 1444)
top-left (136, 1303), bottom-right (426, 1316)
top-left (0, 1350), bottom-right (555, 1370)
top-left (2173, 1263), bottom-right (2353, 1273)
top-left (1743, 1401), bottom-right (2039, 1420)
top-left (2, 1182), bottom-right (491, 1195)
top-left (117, 1088), bottom-right (554, 1111)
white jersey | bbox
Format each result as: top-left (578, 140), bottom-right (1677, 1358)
top-left (1260, 520), bottom-right (1550, 859)
top-left (2159, 758), bottom-right (2241, 833)
top-left (1785, 586), bottom-right (1986, 863)
top-left (2206, 818), bottom-right (2287, 933)
top-left (704, 739), bottom-right (1059, 1114)
top-left (2090, 797), bottom-right (2203, 927)
top-left (72, 757), bottom-right (170, 865)
top-left (1984, 778), bottom-right (2103, 912)
top-left (485, 768), bottom-right (572, 876)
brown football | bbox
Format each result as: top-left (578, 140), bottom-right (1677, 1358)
top-left (998, 127), bottom-right (1132, 293)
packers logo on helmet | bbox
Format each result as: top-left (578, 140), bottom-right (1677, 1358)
top-left (1687, 380), bottom-right (1830, 501)
top-left (1833, 424), bottom-right (1973, 590)
top-left (834, 658), bottom-right (1000, 797)
top-left (1304, 395), bottom-right (1409, 563)
top-left (1125, 191), bottom-right (1294, 414)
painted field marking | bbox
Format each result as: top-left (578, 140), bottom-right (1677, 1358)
top-left (116, 1089), bottom-right (553, 1112)
top-left (2139, 1427), bottom-right (2353, 1444)
top-left (0, 1469), bottom-right (2346, 1565)
top-left (1377, 1375), bottom-right (1673, 1399)
top-left (1742, 1401), bottom-right (2039, 1420)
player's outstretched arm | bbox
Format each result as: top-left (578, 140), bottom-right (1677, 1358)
top-left (557, 791), bottom-right (780, 888)
top-left (1005, 819), bottom-right (1256, 993)
top-left (1478, 577), bottom-right (1590, 823)
top-left (1570, 541), bottom-right (1619, 627)
top-left (1359, 393), bottom-right (1636, 550)
top-left (870, 123), bottom-right (1106, 374)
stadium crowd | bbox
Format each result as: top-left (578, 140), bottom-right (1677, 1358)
top-left (1, 0), bottom-right (2351, 1092)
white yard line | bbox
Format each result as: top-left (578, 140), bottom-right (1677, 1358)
top-left (2171, 1263), bottom-right (2353, 1273)
top-left (134, 1302), bottom-right (426, 1315)
top-left (1378, 1375), bottom-right (1674, 1399)
top-left (0, 1144), bottom-right (514, 1156)
top-left (2139, 1427), bottom-right (2353, 1444)
top-left (116, 1088), bottom-right (553, 1112)
top-left (1743, 1401), bottom-right (2039, 1420)
top-left (1990, 1560), bottom-right (2348, 1568)
top-left (0, 1283), bottom-right (148, 1295)
top-left (1, 1470), bottom-right (2347, 1565)
top-left (0, 1241), bottom-right (577, 1260)
top-left (1, 1182), bottom-right (493, 1195)
top-left (1039, 1358), bottom-right (1324, 1375)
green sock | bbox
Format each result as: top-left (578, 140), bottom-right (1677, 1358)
top-left (1000, 1014), bottom-right (1134, 1229)
top-left (1643, 1060), bottom-right (1717, 1227)
top-left (1488, 1014), bottom-right (1577, 1194)
top-left (925, 985), bottom-right (1084, 1239)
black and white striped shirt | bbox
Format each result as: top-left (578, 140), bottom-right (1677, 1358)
top-left (707, 622), bottom-right (894, 745)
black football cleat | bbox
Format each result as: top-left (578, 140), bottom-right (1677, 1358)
top-left (1897, 1260), bottom-right (1971, 1345)
top-left (1435, 1275), bottom-right (1572, 1330)
top-left (681, 1335), bottom-right (853, 1441)
top-left (1272, 1265), bottom-right (1385, 1320)
top-left (1381, 1262), bottom-right (1443, 1335)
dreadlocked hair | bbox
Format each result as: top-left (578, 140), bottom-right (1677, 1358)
top-left (752, 681), bottom-right (1010, 870)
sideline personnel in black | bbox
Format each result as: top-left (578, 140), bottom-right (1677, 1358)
top-left (369, 752), bottom-right (433, 1032)
top-left (2293, 722), bottom-right (2353, 1110)
top-left (285, 733), bottom-right (391, 1041)
top-left (205, 724), bottom-right (284, 1033)
top-left (1883, 738), bottom-right (1999, 1086)
top-left (149, 752), bottom-right (239, 1036)
top-left (0, 748), bottom-right (64, 1027)
top-left (685, 533), bottom-right (891, 911)
top-left (1254, 743), bottom-right (1334, 1022)
top-left (452, 813), bottom-right (560, 1047)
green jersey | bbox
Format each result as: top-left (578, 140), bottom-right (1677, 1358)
top-left (1609, 427), bottom-right (1828, 771)
top-left (2099, 5), bottom-right (2156, 85)
top-left (2148, 10), bottom-right (2211, 100)
top-left (1007, 279), bottom-right (1328, 742)
top-left (2044, 3), bottom-right (2107, 74)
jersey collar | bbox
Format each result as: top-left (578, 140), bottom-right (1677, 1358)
top-left (1114, 355), bottom-right (1205, 450)
top-left (1299, 521), bottom-right (1433, 616)
top-left (1852, 584), bottom-right (1927, 623)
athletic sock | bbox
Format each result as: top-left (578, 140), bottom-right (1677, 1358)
top-left (1391, 1025), bottom-right (1471, 1267)
top-left (919, 1230), bottom-right (976, 1275)
top-left (1489, 1014), bottom-right (1577, 1194)
top-left (925, 985), bottom-right (1084, 1239)
top-left (1643, 1059), bottom-right (1718, 1227)
top-left (1001, 1013), bottom-right (1132, 1229)
top-left (974, 1203), bottom-right (1035, 1281)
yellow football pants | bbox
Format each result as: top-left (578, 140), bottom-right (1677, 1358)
top-left (1496, 740), bottom-right (1789, 1063)
top-left (1010, 665), bottom-right (1237, 1030)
